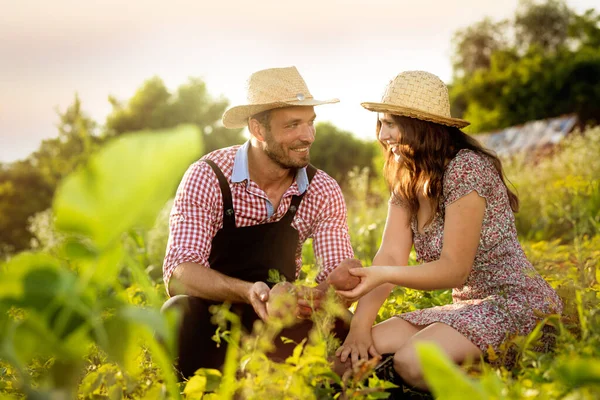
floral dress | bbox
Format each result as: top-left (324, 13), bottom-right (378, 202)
top-left (391, 149), bottom-right (563, 360)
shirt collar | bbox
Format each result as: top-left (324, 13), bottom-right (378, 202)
top-left (231, 141), bottom-right (309, 194)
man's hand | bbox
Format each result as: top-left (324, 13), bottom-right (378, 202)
top-left (248, 281), bottom-right (270, 321)
top-left (296, 285), bottom-right (326, 318)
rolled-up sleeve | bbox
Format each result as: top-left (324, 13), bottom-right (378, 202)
top-left (163, 161), bottom-right (220, 289)
top-left (310, 175), bottom-right (354, 283)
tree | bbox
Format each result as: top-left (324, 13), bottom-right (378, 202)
top-left (515, 0), bottom-right (573, 53)
top-left (105, 77), bottom-right (244, 153)
top-left (0, 96), bottom-right (99, 258)
top-left (29, 94), bottom-right (99, 187)
top-left (310, 122), bottom-right (377, 190)
top-left (453, 46), bottom-right (600, 133)
top-left (568, 8), bottom-right (600, 49)
top-left (452, 18), bottom-right (509, 77)
top-left (450, 0), bottom-right (600, 131)
top-left (0, 161), bottom-right (54, 258)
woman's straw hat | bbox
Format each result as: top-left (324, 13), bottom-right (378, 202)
top-left (361, 71), bottom-right (470, 128)
top-left (222, 66), bottom-right (339, 128)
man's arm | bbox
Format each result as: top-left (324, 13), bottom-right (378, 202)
top-left (169, 262), bottom-right (252, 302)
top-left (310, 174), bottom-right (354, 283)
top-left (170, 263), bottom-right (270, 320)
top-left (295, 173), bottom-right (354, 311)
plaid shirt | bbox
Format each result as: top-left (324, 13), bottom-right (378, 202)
top-left (163, 142), bottom-right (354, 288)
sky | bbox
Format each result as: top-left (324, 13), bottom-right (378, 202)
top-left (1, 0), bottom-right (597, 163)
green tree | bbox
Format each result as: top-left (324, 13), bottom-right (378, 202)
top-left (310, 122), bottom-right (377, 191)
top-left (569, 8), bottom-right (600, 49)
top-left (30, 94), bottom-right (99, 187)
top-left (0, 161), bottom-right (54, 258)
top-left (452, 18), bottom-right (509, 77)
top-left (450, 1), bottom-right (600, 132)
top-left (515, 0), bottom-right (573, 53)
top-left (105, 77), bottom-right (244, 153)
top-left (0, 96), bottom-right (98, 258)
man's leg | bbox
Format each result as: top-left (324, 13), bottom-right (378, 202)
top-left (269, 311), bottom-right (351, 363)
top-left (161, 295), bottom-right (227, 379)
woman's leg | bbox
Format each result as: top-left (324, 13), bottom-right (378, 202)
top-left (371, 316), bottom-right (423, 355)
top-left (392, 322), bottom-right (482, 390)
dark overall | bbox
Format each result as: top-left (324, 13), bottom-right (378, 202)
top-left (162, 160), bottom-right (350, 379)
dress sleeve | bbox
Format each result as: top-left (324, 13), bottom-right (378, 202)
top-left (443, 150), bottom-right (494, 207)
top-left (389, 192), bottom-right (408, 208)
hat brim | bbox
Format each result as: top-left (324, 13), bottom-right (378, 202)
top-left (222, 98), bottom-right (339, 128)
top-left (361, 102), bottom-right (470, 128)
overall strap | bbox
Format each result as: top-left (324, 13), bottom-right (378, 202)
top-left (283, 164), bottom-right (318, 223)
top-left (203, 160), bottom-right (236, 229)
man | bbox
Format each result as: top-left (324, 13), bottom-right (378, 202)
top-left (162, 66), bottom-right (355, 378)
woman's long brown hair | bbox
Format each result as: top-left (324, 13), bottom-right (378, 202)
top-left (378, 115), bottom-right (519, 227)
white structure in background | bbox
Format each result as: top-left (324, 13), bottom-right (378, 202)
top-left (475, 114), bottom-right (578, 157)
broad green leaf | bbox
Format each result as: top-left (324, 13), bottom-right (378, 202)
top-left (108, 385), bottom-right (123, 400)
top-left (555, 357), bottom-right (600, 388)
top-left (53, 125), bottom-right (202, 249)
top-left (183, 375), bottom-right (207, 397)
top-left (194, 369), bottom-right (222, 392)
top-left (416, 342), bottom-right (487, 400)
top-left (79, 370), bottom-right (103, 396)
top-left (77, 240), bottom-right (123, 289)
top-left (0, 253), bottom-right (63, 300)
top-left (119, 305), bottom-right (174, 345)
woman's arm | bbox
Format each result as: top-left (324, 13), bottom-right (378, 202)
top-left (338, 191), bottom-right (486, 299)
top-left (349, 202), bottom-right (413, 330)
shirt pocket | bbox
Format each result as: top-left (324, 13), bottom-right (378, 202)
top-left (292, 214), bottom-right (312, 242)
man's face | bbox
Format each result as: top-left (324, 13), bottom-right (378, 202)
top-left (261, 106), bottom-right (316, 169)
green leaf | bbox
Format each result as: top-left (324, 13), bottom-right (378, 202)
top-left (416, 342), bottom-right (487, 400)
top-left (108, 385), bottom-right (123, 400)
top-left (119, 306), bottom-right (172, 343)
top-left (0, 252), bottom-right (63, 301)
top-left (53, 125), bottom-right (202, 249)
top-left (194, 369), bottom-right (222, 392)
top-left (555, 357), bottom-right (600, 388)
top-left (79, 370), bottom-right (103, 395)
top-left (183, 375), bottom-right (207, 396)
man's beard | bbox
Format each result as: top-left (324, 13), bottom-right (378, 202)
top-left (263, 135), bottom-right (310, 169)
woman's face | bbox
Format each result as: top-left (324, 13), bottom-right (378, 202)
top-left (378, 113), bottom-right (403, 162)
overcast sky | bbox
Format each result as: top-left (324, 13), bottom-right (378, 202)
top-left (1, 0), bottom-right (597, 163)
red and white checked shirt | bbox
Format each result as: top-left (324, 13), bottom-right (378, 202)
top-left (163, 143), bottom-right (354, 288)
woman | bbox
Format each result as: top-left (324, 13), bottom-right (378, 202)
top-left (335, 71), bottom-right (562, 391)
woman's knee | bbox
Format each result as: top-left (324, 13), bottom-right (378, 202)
top-left (393, 346), bottom-right (422, 384)
top-left (372, 317), bottom-right (421, 355)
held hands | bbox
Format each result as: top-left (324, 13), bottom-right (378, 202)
top-left (335, 266), bottom-right (388, 303)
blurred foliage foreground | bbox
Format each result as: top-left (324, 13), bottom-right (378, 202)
top-left (1, 126), bottom-right (600, 399)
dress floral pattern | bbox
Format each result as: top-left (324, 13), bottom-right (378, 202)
top-left (391, 149), bottom-right (563, 360)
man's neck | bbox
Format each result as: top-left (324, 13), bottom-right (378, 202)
top-left (247, 143), bottom-right (295, 193)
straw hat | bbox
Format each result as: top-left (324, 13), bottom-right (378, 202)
top-left (361, 71), bottom-right (470, 128)
top-left (222, 66), bottom-right (339, 128)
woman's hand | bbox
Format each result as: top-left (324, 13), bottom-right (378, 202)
top-left (335, 326), bottom-right (381, 368)
top-left (336, 266), bottom-right (389, 303)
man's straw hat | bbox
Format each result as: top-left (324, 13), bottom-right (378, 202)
top-left (361, 71), bottom-right (470, 128)
top-left (222, 66), bottom-right (339, 129)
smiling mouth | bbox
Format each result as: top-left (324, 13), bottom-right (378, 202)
top-left (291, 147), bottom-right (309, 153)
